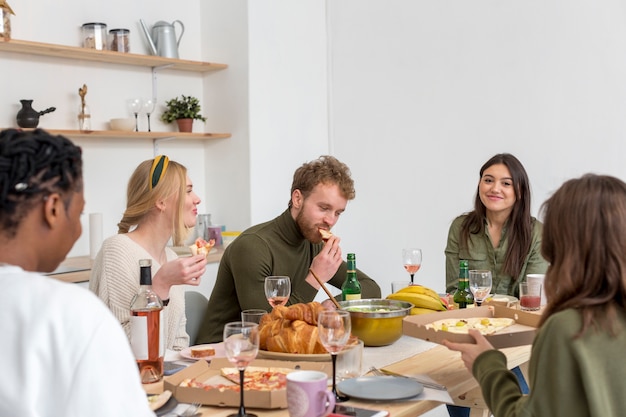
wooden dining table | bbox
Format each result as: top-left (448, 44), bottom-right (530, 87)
top-left (149, 334), bottom-right (531, 417)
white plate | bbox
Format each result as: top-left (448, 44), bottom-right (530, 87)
top-left (337, 375), bottom-right (423, 401)
top-left (179, 342), bottom-right (226, 361)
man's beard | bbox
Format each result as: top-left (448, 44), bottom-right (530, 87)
top-left (295, 209), bottom-right (324, 244)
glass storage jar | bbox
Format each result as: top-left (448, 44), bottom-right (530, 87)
top-left (81, 22), bottom-right (107, 50)
top-left (109, 28), bottom-right (130, 52)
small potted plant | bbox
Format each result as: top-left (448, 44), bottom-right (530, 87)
top-left (160, 94), bottom-right (207, 132)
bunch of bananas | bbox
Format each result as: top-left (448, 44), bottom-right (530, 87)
top-left (386, 284), bottom-right (448, 315)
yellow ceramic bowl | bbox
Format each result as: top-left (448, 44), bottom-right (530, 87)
top-left (339, 299), bottom-right (413, 346)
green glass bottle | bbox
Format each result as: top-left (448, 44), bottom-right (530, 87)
top-left (342, 253), bottom-right (362, 301)
top-left (453, 260), bottom-right (474, 309)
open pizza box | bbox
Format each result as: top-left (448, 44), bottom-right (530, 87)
top-left (164, 357), bottom-right (332, 409)
top-left (403, 305), bottom-right (541, 349)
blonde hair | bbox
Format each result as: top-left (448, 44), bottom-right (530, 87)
top-left (117, 158), bottom-right (189, 245)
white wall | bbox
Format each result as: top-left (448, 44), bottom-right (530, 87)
top-left (6, 0), bottom-right (626, 303)
top-left (327, 0), bottom-right (626, 296)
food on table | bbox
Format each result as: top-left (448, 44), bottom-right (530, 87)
top-left (147, 390), bottom-right (172, 411)
top-left (190, 346), bottom-right (216, 358)
top-left (180, 366), bottom-right (294, 392)
top-left (189, 237), bottom-right (216, 257)
top-left (221, 366), bottom-right (293, 390)
top-left (319, 228), bottom-right (333, 242)
top-left (425, 317), bottom-right (515, 335)
top-left (386, 284), bottom-right (447, 313)
top-left (258, 302), bottom-right (328, 354)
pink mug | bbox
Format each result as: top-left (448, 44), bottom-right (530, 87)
top-left (287, 370), bottom-right (335, 417)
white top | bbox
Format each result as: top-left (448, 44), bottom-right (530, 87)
top-left (0, 265), bottom-right (154, 417)
top-left (89, 234), bottom-right (189, 350)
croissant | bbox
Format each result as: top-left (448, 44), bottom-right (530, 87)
top-left (258, 302), bottom-right (328, 354)
top-left (262, 319), bottom-right (327, 354)
top-left (283, 302), bottom-right (326, 325)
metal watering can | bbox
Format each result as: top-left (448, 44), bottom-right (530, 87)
top-left (139, 19), bottom-right (185, 59)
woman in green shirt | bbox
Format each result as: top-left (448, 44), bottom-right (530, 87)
top-left (445, 174), bottom-right (626, 417)
top-left (445, 153), bottom-right (548, 296)
top-left (444, 153), bottom-right (548, 417)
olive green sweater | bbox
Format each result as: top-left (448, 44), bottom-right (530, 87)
top-left (473, 308), bottom-right (626, 416)
top-left (196, 209), bottom-right (381, 343)
top-left (445, 214), bottom-right (548, 296)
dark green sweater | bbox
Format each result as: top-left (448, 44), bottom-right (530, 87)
top-left (473, 308), bottom-right (626, 416)
top-left (196, 209), bottom-right (381, 343)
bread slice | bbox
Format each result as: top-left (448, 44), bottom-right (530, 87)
top-left (190, 346), bottom-right (216, 358)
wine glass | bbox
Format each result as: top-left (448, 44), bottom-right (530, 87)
top-left (318, 310), bottom-right (351, 402)
top-left (127, 98), bottom-right (143, 132)
top-left (402, 248), bottom-right (422, 285)
top-left (264, 276), bottom-right (291, 308)
top-left (223, 321), bottom-right (259, 417)
top-left (469, 270), bottom-right (492, 306)
top-left (143, 98), bottom-right (156, 132)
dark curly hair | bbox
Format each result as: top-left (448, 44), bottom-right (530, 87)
top-left (0, 129), bottom-right (83, 238)
top-left (288, 155), bottom-right (355, 208)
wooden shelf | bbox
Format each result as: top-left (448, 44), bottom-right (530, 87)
top-left (0, 39), bottom-right (228, 72)
top-left (44, 129), bottom-right (231, 140)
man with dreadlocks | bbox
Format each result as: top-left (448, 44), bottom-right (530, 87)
top-left (0, 129), bottom-right (154, 416)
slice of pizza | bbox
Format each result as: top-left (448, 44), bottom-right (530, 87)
top-left (220, 366), bottom-right (294, 391)
top-left (426, 317), bottom-right (515, 335)
top-left (147, 390), bottom-right (172, 411)
top-left (319, 228), bottom-right (333, 242)
top-left (189, 237), bottom-right (216, 257)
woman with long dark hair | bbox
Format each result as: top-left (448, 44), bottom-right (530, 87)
top-left (445, 174), bottom-right (626, 416)
top-left (445, 153), bottom-right (548, 297)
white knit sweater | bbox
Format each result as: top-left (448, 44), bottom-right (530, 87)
top-left (89, 234), bottom-right (189, 350)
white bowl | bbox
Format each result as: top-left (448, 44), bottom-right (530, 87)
top-left (109, 118), bottom-right (135, 131)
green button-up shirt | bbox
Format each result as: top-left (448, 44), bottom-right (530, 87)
top-left (444, 214), bottom-right (548, 297)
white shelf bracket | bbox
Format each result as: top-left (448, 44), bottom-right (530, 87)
top-left (153, 136), bottom-right (177, 156)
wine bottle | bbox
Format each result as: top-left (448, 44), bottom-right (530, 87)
top-left (453, 259), bottom-right (474, 309)
top-left (342, 253), bottom-right (362, 301)
top-left (130, 259), bottom-right (165, 384)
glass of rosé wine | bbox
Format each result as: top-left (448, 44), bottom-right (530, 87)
top-left (223, 321), bottom-right (259, 417)
top-left (264, 276), bottom-right (291, 309)
top-left (402, 248), bottom-right (422, 285)
top-left (318, 309), bottom-right (351, 402)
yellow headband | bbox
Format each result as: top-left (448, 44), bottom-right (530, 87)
top-left (149, 155), bottom-right (169, 189)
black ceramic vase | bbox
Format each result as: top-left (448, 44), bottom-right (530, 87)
top-left (16, 100), bottom-right (56, 128)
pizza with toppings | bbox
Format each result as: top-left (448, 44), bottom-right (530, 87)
top-left (221, 366), bottom-right (293, 391)
top-left (147, 390), bottom-right (172, 411)
top-left (319, 228), bottom-right (333, 242)
top-left (179, 366), bottom-right (294, 392)
top-left (189, 237), bottom-right (216, 257)
top-left (426, 317), bottom-right (515, 335)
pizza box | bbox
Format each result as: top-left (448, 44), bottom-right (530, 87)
top-left (402, 305), bottom-right (540, 349)
top-left (164, 357), bottom-right (332, 409)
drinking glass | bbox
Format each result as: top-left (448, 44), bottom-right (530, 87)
top-left (223, 321), bottom-right (259, 417)
top-left (143, 98), bottom-right (156, 132)
top-left (402, 248), bottom-right (422, 285)
top-left (318, 310), bottom-right (351, 402)
top-left (264, 276), bottom-right (291, 309)
top-left (469, 270), bottom-right (492, 306)
top-left (126, 98), bottom-right (143, 132)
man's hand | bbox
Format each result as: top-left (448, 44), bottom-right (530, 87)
top-left (442, 329), bottom-right (496, 372)
top-left (307, 235), bottom-right (343, 289)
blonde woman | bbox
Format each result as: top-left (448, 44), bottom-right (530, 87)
top-left (90, 155), bottom-right (207, 350)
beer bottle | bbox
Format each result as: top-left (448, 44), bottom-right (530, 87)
top-left (341, 253), bottom-right (362, 301)
top-left (453, 260), bottom-right (474, 309)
